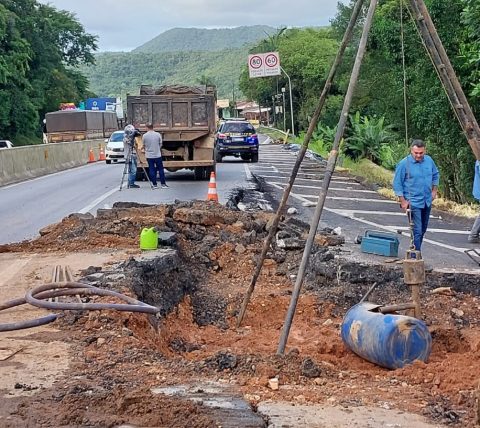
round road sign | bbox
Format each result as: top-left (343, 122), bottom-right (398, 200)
top-left (265, 53), bottom-right (278, 68)
top-left (249, 55), bottom-right (263, 69)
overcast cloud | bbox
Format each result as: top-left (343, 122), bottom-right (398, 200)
top-left (37, 0), bottom-right (346, 51)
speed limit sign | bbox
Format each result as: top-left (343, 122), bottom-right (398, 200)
top-left (264, 52), bottom-right (280, 76)
top-left (248, 52), bottom-right (281, 78)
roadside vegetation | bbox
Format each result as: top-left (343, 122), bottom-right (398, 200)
top-left (240, 0), bottom-right (480, 206)
top-left (2, 0), bottom-right (480, 208)
top-left (0, 0), bottom-right (97, 145)
top-left (260, 117), bottom-right (478, 219)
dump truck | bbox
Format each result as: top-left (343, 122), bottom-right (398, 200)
top-left (126, 85), bottom-right (217, 180)
top-left (45, 110), bottom-right (118, 143)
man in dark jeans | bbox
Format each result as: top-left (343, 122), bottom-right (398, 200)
top-left (141, 123), bottom-right (168, 189)
top-left (393, 139), bottom-right (439, 253)
top-left (124, 124), bottom-right (141, 189)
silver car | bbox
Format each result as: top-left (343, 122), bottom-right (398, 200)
top-left (105, 131), bottom-right (125, 164)
top-left (0, 140), bottom-right (14, 149)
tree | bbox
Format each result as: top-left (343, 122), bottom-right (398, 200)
top-left (0, 0), bottom-right (97, 144)
top-left (238, 27), bottom-right (339, 132)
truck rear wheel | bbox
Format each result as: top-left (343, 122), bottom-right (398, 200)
top-left (215, 150), bottom-right (222, 163)
top-left (194, 166), bottom-right (207, 181)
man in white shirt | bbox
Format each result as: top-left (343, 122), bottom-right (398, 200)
top-left (141, 123), bottom-right (168, 189)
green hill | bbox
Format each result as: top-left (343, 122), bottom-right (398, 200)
top-left (81, 48), bottom-right (249, 100)
top-left (133, 25), bottom-right (276, 53)
top-left (81, 26), bottom-right (277, 100)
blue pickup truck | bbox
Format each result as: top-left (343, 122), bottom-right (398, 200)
top-left (214, 119), bottom-right (259, 163)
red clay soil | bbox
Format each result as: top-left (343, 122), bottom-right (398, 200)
top-left (1, 201), bottom-right (479, 427)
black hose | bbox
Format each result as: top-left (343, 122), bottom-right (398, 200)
top-left (25, 282), bottom-right (158, 314)
top-left (0, 314), bottom-right (58, 332)
top-left (0, 281), bottom-right (159, 332)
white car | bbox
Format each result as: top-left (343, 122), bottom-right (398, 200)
top-left (0, 140), bottom-right (14, 149)
top-left (105, 131), bottom-right (125, 164)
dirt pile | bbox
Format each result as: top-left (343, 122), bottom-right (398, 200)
top-left (1, 201), bottom-right (480, 427)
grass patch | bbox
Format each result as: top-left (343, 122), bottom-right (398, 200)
top-left (258, 126), bottom-right (294, 144)
top-left (341, 157), bottom-right (394, 188)
top-left (257, 130), bottom-right (480, 219)
top-left (432, 198), bottom-right (478, 218)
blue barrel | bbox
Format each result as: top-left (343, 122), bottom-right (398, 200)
top-left (341, 302), bottom-right (432, 369)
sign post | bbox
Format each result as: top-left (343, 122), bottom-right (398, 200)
top-left (248, 52), bottom-right (281, 78)
top-left (247, 52), bottom-right (294, 135)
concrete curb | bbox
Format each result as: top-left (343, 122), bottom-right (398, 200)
top-left (0, 140), bottom-right (106, 187)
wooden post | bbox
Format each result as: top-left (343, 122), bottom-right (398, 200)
top-left (403, 258), bottom-right (425, 318)
top-left (235, 0), bottom-right (366, 328)
top-left (408, 0), bottom-right (480, 160)
top-left (277, 0), bottom-right (379, 355)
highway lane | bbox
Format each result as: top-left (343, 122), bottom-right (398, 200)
top-left (0, 159), bottom-right (251, 245)
top-left (248, 144), bottom-right (480, 270)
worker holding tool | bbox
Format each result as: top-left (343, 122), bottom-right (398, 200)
top-left (393, 139), bottom-right (439, 253)
top-left (123, 124), bottom-right (142, 189)
top-left (468, 160), bottom-right (480, 243)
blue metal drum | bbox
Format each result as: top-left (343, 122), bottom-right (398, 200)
top-left (341, 302), bottom-right (432, 369)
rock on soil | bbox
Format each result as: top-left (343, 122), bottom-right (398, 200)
top-left (0, 200), bottom-right (479, 427)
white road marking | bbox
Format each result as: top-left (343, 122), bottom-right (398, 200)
top-left (327, 208), bottom-right (428, 217)
top-left (393, 226), bottom-right (470, 234)
top-left (79, 187), bottom-right (118, 214)
top-left (250, 166), bottom-right (280, 172)
top-left (327, 196), bottom-right (397, 204)
top-left (259, 175), bottom-right (361, 185)
top-left (269, 183), bottom-right (468, 254)
top-left (269, 183), bottom-right (376, 194)
top-left (244, 164), bottom-right (253, 180)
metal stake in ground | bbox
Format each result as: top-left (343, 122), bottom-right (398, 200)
top-left (235, 0), bottom-right (366, 328)
top-left (276, 0), bottom-right (379, 356)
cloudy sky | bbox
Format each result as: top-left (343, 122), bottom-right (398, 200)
top-left (37, 0), bottom-right (346, 51)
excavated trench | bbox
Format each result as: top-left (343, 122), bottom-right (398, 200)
top-left (2, 194), bottom-right (479, 426)
top-left (82, 210), bottom-right (480, 427)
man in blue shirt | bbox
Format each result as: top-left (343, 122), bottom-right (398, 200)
top-left (468, 160), bottom-right (480, 243)
top-left (393, 139), bottom-right (439, 252)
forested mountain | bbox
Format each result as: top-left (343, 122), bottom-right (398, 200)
top-left (81, 26), bottom-right (277, 99)
top-left (80, 47), bottom-right (249, 99)
top-left (133, 26), bottom-right (276, 53)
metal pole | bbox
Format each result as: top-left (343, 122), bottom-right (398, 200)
top-left (236, 0), bottom-right (366, 328)
top-left (272, 96), bottom-right (276, 126)
top-left (281, 66), bottom-right (295, 136)
top-left (282, 88), bottom-right (286, 131)
top-left (277, 0), bottom-right (379, 355)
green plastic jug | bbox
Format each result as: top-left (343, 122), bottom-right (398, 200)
top-left (140, 227), bottom-right (158, 250)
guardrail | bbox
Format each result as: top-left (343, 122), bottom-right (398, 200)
top-left (0, 140), bottom-right (106, 187)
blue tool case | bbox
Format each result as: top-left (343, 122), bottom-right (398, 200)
top-left (360, 230), bottom-right (399, 257)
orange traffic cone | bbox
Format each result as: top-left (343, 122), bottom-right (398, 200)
top-left (207, 171), bottom-right (219, 202)
top-left (98, 147), bottom-right (106, 161)
top-left (88, 148), bottom-right (96, 163)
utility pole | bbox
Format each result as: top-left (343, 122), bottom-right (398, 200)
top-left (272, 95), bottom-right (276, 126)
top-left (280, 66), bottom-right (295, 135)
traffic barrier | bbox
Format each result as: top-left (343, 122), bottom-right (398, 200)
top-left (98, 147), bottom-right (106, 161)
top-left (88, 148), bottom-right (96, 163)
top-left (207, 171), bottom-right (218, 202)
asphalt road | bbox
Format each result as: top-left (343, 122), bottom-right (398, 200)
top-left (247, 144), bottom-right (480, 270)
top-left (3, 138), bottom-right (480, 271)
top-left (0, 157), bottom-right (252, 245)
